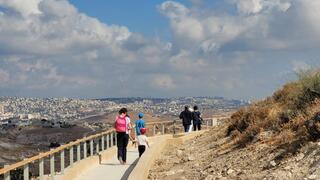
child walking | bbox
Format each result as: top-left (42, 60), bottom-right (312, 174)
top-left (135, 112), bottom-right (145, 136)
top-left (137, 128), bottom-right (150, 157)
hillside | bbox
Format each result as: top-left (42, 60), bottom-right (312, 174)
top-left (149, 70), bottom-right (320, 180)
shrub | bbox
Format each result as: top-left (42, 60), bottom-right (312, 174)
top-left (227, 69), bottom-right (320, 147)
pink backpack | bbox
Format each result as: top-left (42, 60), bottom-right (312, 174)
top-left (115, 116), bottom-right (127, 132)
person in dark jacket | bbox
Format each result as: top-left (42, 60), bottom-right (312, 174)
top-left (179, 106), bottom-right (193, 132)
top-left (192, 105), bottom-right (202, 131)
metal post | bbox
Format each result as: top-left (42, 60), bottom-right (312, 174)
top-left (77, 144), bottom-right (81, 162)
top-left (90, 140), bottom-right (94, 156)
top-left (60, 150), bottom-right (65, 174)
top-left (96, 138), bottom-right (100, 154)
top-left (39, 158), bottom-right (44, 180)
top-left (4, 165), bottom-right (10, 180)
top-left (83, 141), bottom-right (87, 158)
top-left (212, 118), bottom-right (215, 127)
top-left (106, 134), bottom-right (110, 149)
top-left (50, 154), bottom-right (55, 180)
top-left (206, 120), bottom-right (209, 129)
top-left (110, 133), bottom-right (113, 146)
top-left (24, 163), bottom-right (29, 180)
top-left (162, 124), bottom-right (165, 134)
top-left (70, 146), bottom-right (74, 167)
top-left (101, 136), bottom-right (105, 150)
top-left (114, 132), bottom-right (117, 145)
top-left (153, 125), bottom-right (156, 136)
top-left (173, 120), bottom-right (176, 135)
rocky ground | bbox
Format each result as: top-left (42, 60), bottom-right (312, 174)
top-left (149, 125), bottom-right (320, 180)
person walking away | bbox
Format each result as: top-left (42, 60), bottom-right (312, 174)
top-left (137, 128), bottom-right (150, 157)
top-left (192, 105), bottom-right (202, 131)
top-left (115, 108), bottom-right (132, 164)
top-left (135, 112), bottom-right (145, 136)
top-left (179, 106), bottom-right (193, 133)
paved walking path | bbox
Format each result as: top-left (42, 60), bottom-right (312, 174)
top-left (77, 145), bottom-right (140, 180)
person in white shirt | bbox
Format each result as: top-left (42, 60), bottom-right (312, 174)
top-left (137, 128), bottom-right (150, 157)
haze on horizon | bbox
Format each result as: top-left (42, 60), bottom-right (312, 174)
top-left (0, 0), bottom-right (319, 100)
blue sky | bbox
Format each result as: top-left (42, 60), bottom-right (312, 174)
top-left (68, 0), bottom-right (230, 39)
top-left (0, 0), bottom-right (319, 99)
top-left (69, 0), bottom-right (173, 38)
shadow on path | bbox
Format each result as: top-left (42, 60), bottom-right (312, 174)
top-left (100, 163), bottom-right (136, 166)
top-left (120, 158), bottom-right (139, 180)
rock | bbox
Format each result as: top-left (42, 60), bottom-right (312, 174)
top-left (308, 175), bottom-right (317, 180)
top-left (205, 175), bottom-right (214, 180)
top-left (165, 171), bottom-right (175, 176)
top-left (188, 156), bottom-right (195, 161)
top-left (270, 160), bottom-right (277, 167)
top-left (227, 169), bottom-right (235, 175)
top-left (177, 169), bottom-right (184, 173)
top-left (176, 150), bottom-right (183, 157)
top-left (296, 153), bottom-right (305, 161)
top-left (284, 166), bottom-right (291, 170)
top-left (194, 163), bottom-right (200, 167)
top-left (258, 131), bottom-right (273, 140)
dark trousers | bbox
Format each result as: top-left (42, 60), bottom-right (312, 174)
top-left (193, 123), bottom-right (201, 131)
top-left (116, 132), bottom-right (129, 162)
top-left (138, 145), bottom-right (146, 157)
top-left (183, 125), bottom-right (190, 132)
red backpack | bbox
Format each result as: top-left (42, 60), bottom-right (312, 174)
top-left (115, 116), bottom-right (127, 132)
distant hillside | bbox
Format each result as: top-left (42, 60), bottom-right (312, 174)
top-left (98, 97), bottom-right (249, 107)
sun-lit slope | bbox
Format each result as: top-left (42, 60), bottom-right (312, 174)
top-left (149, 70), bottom-right (320, 180)
top-left (228, 70), bottom-right (320, 147)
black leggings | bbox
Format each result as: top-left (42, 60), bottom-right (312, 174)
top-left (193, 123), bottom-right (201, 131)
top-left (116, 132), bottom-right (129, 162)
top-left (138, 145), bottom-right (146, 157)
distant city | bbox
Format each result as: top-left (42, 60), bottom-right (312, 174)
top-left (0, 97), bottom-right (249, 127)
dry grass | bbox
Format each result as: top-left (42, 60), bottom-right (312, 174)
top-left (227, 69), bottom-right (320, 148)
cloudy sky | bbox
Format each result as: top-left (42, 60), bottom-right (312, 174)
top-left (0, 0), bottom-right (319, 99)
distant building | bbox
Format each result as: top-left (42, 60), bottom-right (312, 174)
top-left (0, 104), bottom-right (5, 115)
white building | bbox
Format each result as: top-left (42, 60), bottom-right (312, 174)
top-left (0, 104), bottom-right (4, 115)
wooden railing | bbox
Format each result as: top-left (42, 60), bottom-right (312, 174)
top-left (0, 118), bottom-right (216, 180)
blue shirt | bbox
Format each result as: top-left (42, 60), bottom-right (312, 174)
top-left (135, 119), bottom-right (145, 135)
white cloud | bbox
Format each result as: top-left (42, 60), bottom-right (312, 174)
top-left (0, 0), bottom-right (42, 17)
top-left (0, 0), bottom-right (320, 99)
top-left (229, 0), bottom-right (291, 14)
top-left (292, 61), bottom-right (311, 74)
top-left (151, 75), bottom-right (175, 90)
top-left (0, 69), bottom-right (10, 83)
top-left (159, 1), bottom-right (189, 19)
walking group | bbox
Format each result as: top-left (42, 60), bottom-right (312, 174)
top-left (179, 105), bottom-right (203, 132)
top-left (114, 105), bottom-right (203, 164)
top-left (114, 108), bottom-right (149, 165)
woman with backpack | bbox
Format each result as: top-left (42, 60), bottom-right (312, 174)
top-left (115, 108), bottom-right (132, 164)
